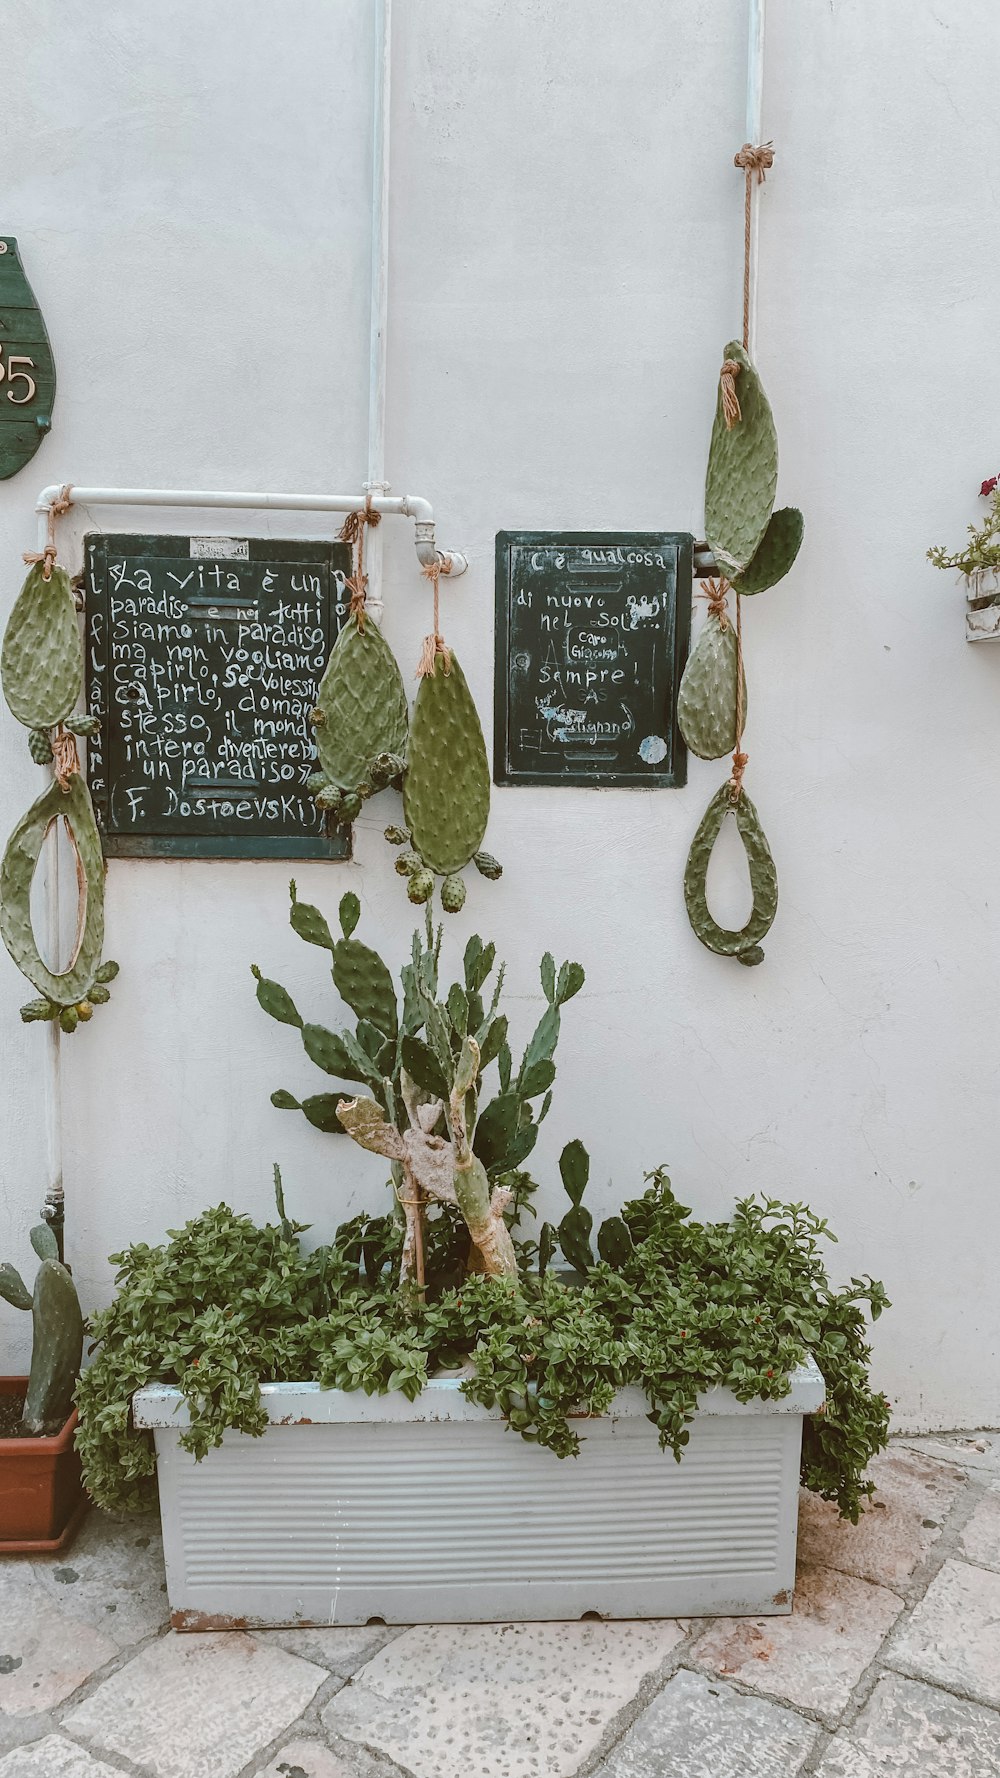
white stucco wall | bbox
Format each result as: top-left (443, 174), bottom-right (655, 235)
top-left (1, 0), bottom-right (997, 1431)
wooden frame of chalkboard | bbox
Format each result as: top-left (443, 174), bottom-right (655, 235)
top-left (85, 533), bottom-right (352, 859)
top-left (494, 531), bottom-right (692, 788)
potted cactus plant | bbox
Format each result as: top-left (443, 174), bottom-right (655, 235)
top-left (74, 891), bottom-right (890, 1629)
top-left (0, 1226), bottom-right (86, 1550)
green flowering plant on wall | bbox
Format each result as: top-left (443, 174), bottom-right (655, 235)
top-left (928, 475), bottom-right (1000, 580)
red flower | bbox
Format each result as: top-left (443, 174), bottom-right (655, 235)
top-left (980, 476), bottom-right (998, 497)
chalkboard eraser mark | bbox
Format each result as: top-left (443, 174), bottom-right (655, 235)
top-left (186, 599), bottom-right (260, 616)
top-left (184, 778), bottom-right (267, 793)
top-left (564, 751), bottom-right (617, 763)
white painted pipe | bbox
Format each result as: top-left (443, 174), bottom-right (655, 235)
top-left (35, 485), bottom-right (467, 574)
top-left (363, 0), bottom-right (392, 617)
top-left (744, 0), bottom-right (767, 360)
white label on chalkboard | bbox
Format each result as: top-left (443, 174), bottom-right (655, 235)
top-left (189, 536), bottom-right (250, 560)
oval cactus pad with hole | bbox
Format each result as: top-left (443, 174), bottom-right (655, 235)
top-left (0, 774), bottom-right (105, 1004)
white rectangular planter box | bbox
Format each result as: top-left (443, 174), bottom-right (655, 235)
top-left (134, 1359), bottom-right (824, 1629)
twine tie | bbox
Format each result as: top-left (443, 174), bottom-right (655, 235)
top-left (338, 493), bottom-right (381, 631)
top-left (417, 559), bottom-right (452, 676)
top-left (733, 142), bottom-right (774, 351)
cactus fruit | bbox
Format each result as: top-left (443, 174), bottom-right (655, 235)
top-left (407, 867), bottom-right (435, 905)
top-left (28, 728), bottom-right (53, 765)
top-left (403, 652), bottom-right (491, 911)
top-left (313, 620), bottom-right (408, 793)
top-left (1, 773), bottom-right (106, 1006)
top-left (677, 614), bottom-right (748, 760)
top-left (440, 873), bottom-right (467, 913)
top-left (384, 825), bottom-right (409, 847)
top-left (684, 782), bottom-right (778, 962)
top-left (704, 342), bottom-right (778, 576)
top-left (733, 506), bottom-right (804, 596)
top-left (395, 848), bottom-right (422, 877)
top-left (473, 850), bottom-right (502, 880)
top-left (0, 1237), bottom-right (84, 1434)
top-left (1, 563), bottom-right (83, 730)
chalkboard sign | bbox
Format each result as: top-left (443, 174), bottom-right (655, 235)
top-left (494, 531), bottom-right (691, 787)
top-left (85, 533), bottom-right (352, 858)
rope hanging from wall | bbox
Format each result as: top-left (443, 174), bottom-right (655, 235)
top-left (678, 118), bottom-right (804, 966)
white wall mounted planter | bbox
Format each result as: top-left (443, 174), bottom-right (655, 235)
top-left (964, 569), bottom-right (1000, 640)
top-left (134, 1359), bottom-right (825, 1630)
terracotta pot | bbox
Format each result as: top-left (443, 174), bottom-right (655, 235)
top-left (0, 1376), bottom-right (87, 1552)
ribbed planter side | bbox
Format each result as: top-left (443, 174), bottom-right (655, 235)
top-left (135, 1361), bottom-right (824, 1629)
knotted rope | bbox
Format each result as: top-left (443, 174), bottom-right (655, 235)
top-left (699, 578), bottom-right (731, 627)
top-left (720, 358), bottom-right (742, 430)
top-left (338, 493), bottom-right (382, 631)
top-left (729, 587), bottom-right (747, 802)
top-left (22, 484), bottom-right (73, 581)
top-left (416, 559), bottom-right (452, 677)
top-left (51, 725), bottom-right (80, 791)
top-left (733, 141), bottom-right (774, 351)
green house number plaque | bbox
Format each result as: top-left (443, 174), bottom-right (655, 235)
top-left (494, 531), bottom-right (692, 787)
top-left (0, 240), bottom-right (55, 479)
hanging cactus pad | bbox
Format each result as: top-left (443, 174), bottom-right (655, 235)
top-left (0, 774), bottom-right (106, 1005)
top-left (1, 564), bottom-right (83, 730)
top-left (704, 341), bottom-right (778, 577)
top-left (313, 620), bottom-right (408, 791)
top-left (734, 507), bottom-right (804, 596)
top-left (677, 614), bottom-right (747, 761)
top-left (404, 652), bottom-right (490, 877)
top-left (684, 782), bottom-right (778, 962)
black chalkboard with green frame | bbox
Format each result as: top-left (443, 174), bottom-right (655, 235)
top-left (494, 531), bottom-right (692, 788)
top-left (85, 532), bottom-right (352, 858)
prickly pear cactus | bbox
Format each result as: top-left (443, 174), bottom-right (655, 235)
top-left (677, 614), bottom-right (748, 760)
top-left (1, 564), bottom-right (83, 729)
top-left (683, 782), bottom-right (778, 964)
top-left (704, 342), bottom-right (778, 576)
top-left (733, 506), bottom-right (804, 596)
top-left (404, 652), bottom-right (490, 901)
top-left (0, 774), bottom-right (105, 1006)
top-left (0, 1233), bottom-right (84, 1434)
top-left (313, 621), bottom-right (408, 791)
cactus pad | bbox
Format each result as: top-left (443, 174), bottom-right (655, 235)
top-left (1, 564), bottom-right (83, 730)
top-left (404, 652), bottom-right (490, 876)
top-left (0, 773), bottom-right (105, 1005)
top-left (677, 615), bottom-right (747, 760)
top-left (704, 342), bottom-right (778, 576)
top-left (314, 620), bottom-right (408, 790)
top-left (684, 782), bottom-right (778, 962)
top-left (332, 937), bottom-right (398, 1039)
top-left (734, 507), bottom-right (804, 596)
top-left (22, 1257), bottom-right (84, 1434)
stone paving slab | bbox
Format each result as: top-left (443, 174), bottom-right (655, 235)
top-left (256, 1742), bottom-right (361, 1778)
top-left (886, 1557), bottom-right (1000, 1711)
top-left (254, 1625), bottom-right (396, 1677)
top-left (796, 1448), bottom-right (966, 1590)
top-left (64, 1631), bottom-right (325, 1778)
top-left (0, 1594), bottom-right (118, 1717)
top-left (813, 1672), bottom-right (1000, 1778)
top-left (322, 1619), bottom-right (684, 1778)
top-left (592, 1669), bottom-right (817, 1778)
top-left (689, 1561), bottom-right (903, 1718)
top-left (959, 1484), bottom-right (1000, 1571)
top-left (0, 1735), bottom-right (125, 1778)
top-left (899, 1433), bottom-right (1000, 1476)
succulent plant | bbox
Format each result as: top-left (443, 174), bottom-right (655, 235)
top-left (403, 652), bottom-right (492, 911)
top-left (684, 782), bottom-right (778, 965)
top-left (0, 774), bottom-right (108, 1007)
top-left (0, 1226), bottom-right (84, 1434)
top-left (253, 889), bottom-right (585, 1289)
top-left (677, 612), bottom-right (748, 760)
top-left (308, 619), bottom-right (408, 834)
top-left (704, 341), bottom-right (778, 577)
top-left (733, 506), bottom-right (804, 596)
top-left (1, 563), bottom-right (83, 731)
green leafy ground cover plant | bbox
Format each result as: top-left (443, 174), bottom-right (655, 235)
top-left (76, 1170), bottom-right (890, 1523)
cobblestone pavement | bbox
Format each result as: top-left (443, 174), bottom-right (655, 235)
top-left (1, 1434), bottom-right (999, 1778)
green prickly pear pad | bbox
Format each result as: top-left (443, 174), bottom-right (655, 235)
top-left (404, 651), bottom-right (490, 877)
top-left (0, 774), bottom-right (106, 1005)
top-left (733, 507), bottom-right (804, 596)
top-left (677, 614), bottom-right (747, 761)
top-left (684, 782), bottom-right (778, 962)
top-left (313, 621), bottom-right (408, 791)
top-left (1, 563), bottom-right (83, 730)
top-left (704, 342), bottom-right (778, 577)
